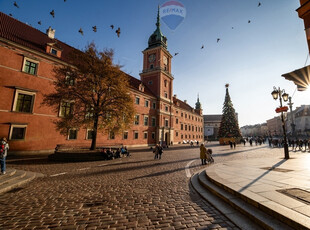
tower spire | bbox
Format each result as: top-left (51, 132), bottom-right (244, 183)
top-left (156, 5), bottom-right (160, 28)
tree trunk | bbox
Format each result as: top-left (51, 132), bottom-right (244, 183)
top-left (90, 115), bottom-right (99, 150)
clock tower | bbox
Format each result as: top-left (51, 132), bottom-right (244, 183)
top-left (140, 7), bottom-right (174, 146)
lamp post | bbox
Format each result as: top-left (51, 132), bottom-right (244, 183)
top-left (271, 87), bottom-right (289, 159)
top-left (287, 96), bottom-right (295, 137)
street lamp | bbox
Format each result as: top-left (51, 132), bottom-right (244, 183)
top-left (271, 87), bottom-right (289, 159)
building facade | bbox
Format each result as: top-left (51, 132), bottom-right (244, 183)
top-left (203, 115), bottom-right (222, 141)
top-left (0, 12), bottom-right (203, 153)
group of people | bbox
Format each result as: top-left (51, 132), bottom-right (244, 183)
top-left (0, 137), bottom-right (9, 175)
top-left (288, 139), bottom-right (310, 151)
top-left (200, 144), bottom-right (213, 165)
top-left (101, 146), bottom-right (130, 160)
top-left (153, 144), bottom-right (163, 159)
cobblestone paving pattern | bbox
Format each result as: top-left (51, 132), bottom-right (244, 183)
top-left (0, 144), bottom-right (288, 229)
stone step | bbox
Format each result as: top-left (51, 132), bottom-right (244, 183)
top-left (190, 173), bottom-right (262, 230)
top-left (0, 169), bottom-right (44, 194)
top-left (204, 170), bottom-right (310, 230)
top-left (0, 169), bottom-right (26, 186)
top-left (193, 171), bottom-right (293, 230)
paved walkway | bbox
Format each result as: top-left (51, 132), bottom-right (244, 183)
top-left (206, 151), bottom-right (310, 229)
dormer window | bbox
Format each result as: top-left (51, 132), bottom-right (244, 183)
top-left (139, 83), bottom-right (145, 92)
top-left (50, 48), bottom-right (57, 55)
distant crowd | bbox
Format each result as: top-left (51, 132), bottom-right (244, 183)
top-left (101, 146), bottom-right (130, 160)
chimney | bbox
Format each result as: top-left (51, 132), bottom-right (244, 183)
top-left (46, 27), bottom-right (55, 39)
top-left (184, 100), bottom-right (187, 104)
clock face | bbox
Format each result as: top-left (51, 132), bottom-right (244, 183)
top-left (148, 54), bottom-right (156, 63)
top-left (163, 56), bottom-right (168, 65)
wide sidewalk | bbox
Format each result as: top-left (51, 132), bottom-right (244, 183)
top-left (206, 149), bottom-right (310, 228)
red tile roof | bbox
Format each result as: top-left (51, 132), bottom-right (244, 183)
top-left (0, 12), bottom-right (75, 62)
top-left (0, 12), bottom-right (156, 98)
top-left (173, 97), bottom-right (199, 114)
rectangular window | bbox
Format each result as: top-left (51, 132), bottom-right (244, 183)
top-left (68, 129), bottom-right (77, 140)
top-left (152, 117), bottom-right (156, 127)
top-left (185, 114), bottom-right (187, 119)
top-left (181, 134), bottom-right (183, 139)
top-left (134, 115), bottom-right (140, 125)
top-left (165, 106), bottom-right (169, 112)
top-left (152, 132), bottom-right (155, 140)
top-left (144, 115), bottom-right (149, 126)
top-left (152, 102), bottom-right (156, 109)
top-left (51, 48), bottom-right (57, 55)
top-left (165, 119), bottom-right (169, 127)
top-left (135, 97), bottom-right (140, 105)
top-left (185, 125), bottom-right (187, 131)
top-left (181, 124), bottom-right (183, 130)
top-left (176, 118), bottom-right (178, 124)
top-left (23, 58), bottom-right (38, 75)
top-left (145, 100), bottom-right (149, 107)
top-left (10, 124), bottom-right (27, 140)
top-left (123, 131), bottom-right (128, 140)
top-left (144, 132), bottom-right (148, 139)
top-left (109, 131), bottom-right (115, 140)
top-left (85, 106), bottom-right (94, 119)
top-left (134, 131), bottom-right (139, 139)
top-left (59, 101), bottom-right (74, 117)
top-left (164, 92), bottom-right (168, 98)
top-left (14, 91), bottom-right (35, 113)
top-left (189, 126), bottom-right (191, 131)
top-left (176, 132), bottom-right (178, 137)
top-left (181, 113), bottom-right (183, 117)
top-left (86, 129), bottom-right (94, 140)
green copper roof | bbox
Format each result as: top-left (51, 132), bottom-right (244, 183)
top-left (195, 94), bottom-right (202, 110)
top-left (148, 6), bottom-right (167, 49)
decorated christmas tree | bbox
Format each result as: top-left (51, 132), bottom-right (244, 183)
top-left (218, 84), bottom-right (242, 144)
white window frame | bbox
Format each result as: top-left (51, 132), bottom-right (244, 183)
top-left (59, 100), bottom-right (74, 117)
top-left (144, 132), bottom-right (148, 139)
top-left (9, 124), bottom-right (27, 140)
top-left (134, 131), bottom-right (139, 139)
top-left (144, 115), bottom-right (149, 126)
top-left (134, 114), bottom-right (140, 125)
top-left (22, 57), bottom-right (39, 75)
top-left (86, 129), bottom-right (94, 140)
top-left (13, 89), bottom-right (36, 113)
top-left (135, 97), bottom-right (140, 105)
top-left (144, 100), bottom-right (149, 107)
top-left (50, 48), bottom-right (58, 55)
top-left (68, 129), bottom-right (78, 140)
top-left (151, 117), bottom-right (156, 127)
top-left (123, 131), bottom-right (128, 140)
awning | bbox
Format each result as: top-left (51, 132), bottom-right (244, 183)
top-left (282, 65), bottom-right (310, 91)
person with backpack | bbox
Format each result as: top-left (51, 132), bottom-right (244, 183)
top-left (0, 137), bottom-right (9, 175)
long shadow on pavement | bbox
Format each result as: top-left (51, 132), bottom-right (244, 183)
top-left (238, 158), bottom-right (287, 193)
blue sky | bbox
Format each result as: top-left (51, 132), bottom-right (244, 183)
top-left (1, 0), bottom-right (309, 127)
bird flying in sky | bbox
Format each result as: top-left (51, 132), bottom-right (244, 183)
top-left (38, 21), bottom-right (41, 25)
top-left (201, 45), bottom-right (204, 49)
top-left (110, 25), bottom-right (114, 30)
top-left (258, 2), bottom-right (261, 7)
top-left (78, 28), bottom-right (83, 35)
top-left (13, 1), bottom-right (19, 8)
top-left (174, 53), bottom-right (179, 56)
top-left (50, 10), bottom-right (55, 18)
top-left (92, 26), bottom-right (97, 32)
top-left (217, 38), bottom-right (220, 43)
top-left (248, 20), bottom-right (251, 23)
top-left (116, 27), bottom-right (121, 37)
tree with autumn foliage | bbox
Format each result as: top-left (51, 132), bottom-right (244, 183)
top-left (218, 84), bottom-right (242, 142)
top-left (43, 43), bottom-right (135, 150)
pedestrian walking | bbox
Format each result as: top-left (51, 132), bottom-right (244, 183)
top-left (154, 144), bottom-right (159, 159)
top-left (0, 137), bottom-right (9, 175)
top-left (158, 145), bottom-right (163, 159)
top-left (200, 144), bottom-right (207, 165)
